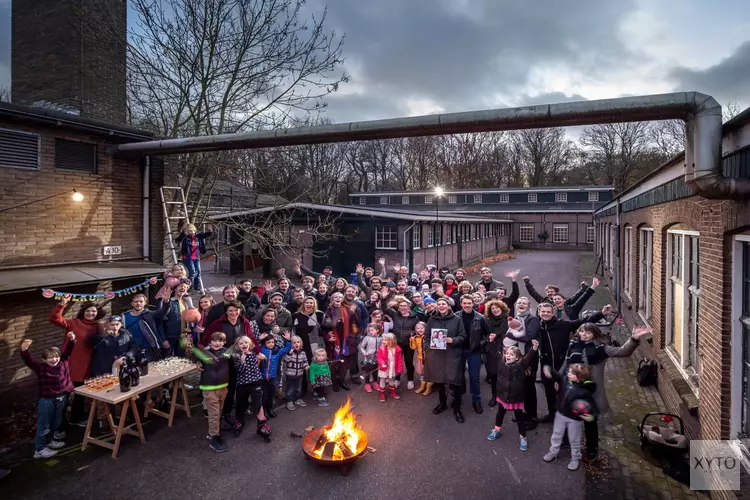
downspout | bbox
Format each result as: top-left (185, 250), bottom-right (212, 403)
top-left (614, 199), bottom-right (622, 316)
top-left (142, 156), bottom-right (151, 261)
top-left (403, 222), bottom-right (416, 269)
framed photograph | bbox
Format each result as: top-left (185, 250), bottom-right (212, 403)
top-left (430, 328), bottom-right (448, 350)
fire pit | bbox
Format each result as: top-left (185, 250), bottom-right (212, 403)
top-left (302, 397), bottom-right (368, 476)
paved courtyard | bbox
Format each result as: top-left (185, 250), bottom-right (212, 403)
top-left (1, 250), bottom-right (706, 500)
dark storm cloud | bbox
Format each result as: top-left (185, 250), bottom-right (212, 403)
top-left (668, 41), bottom-right (750, 106)
top-left (517, 92), bottom-right (589, 107)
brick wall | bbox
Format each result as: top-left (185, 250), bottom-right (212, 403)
top-left (0, 121), bottom-right (146, 268)
top-left (11, 0), bottom-right (127, 123)
top-left (595, 194), bottom-right (750, 442)
top-left (511, 212), bottom-right (594, 249)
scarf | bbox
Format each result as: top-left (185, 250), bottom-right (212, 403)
top-left (330, 305), bottom-right (352, 358)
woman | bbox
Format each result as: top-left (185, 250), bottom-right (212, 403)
top-left (48, 294), bottom-right (106, 428)
top-left (385, 298), bottom-right (420, 390)
top-left (453, 281), bottom-right (474, 311)
top-left (365, 291), bottom-right (383, 316)
top-left (175, 223), bottom-right (213, 293)
top-left (314, 282), bottom-right (329, 312)
top-left (483, 300), bottom-right (509, 408)
top-left (293, 297), bottom-right (324, 397)
top-left (329, 278), bottom-right (348, 297)
top-left (195, 294), bottom-right (215, 340)
top-left (323, 292), bottom-right (359, 392)
top-left (424, 297), bottom-right (467, 423)
top-left (162, 283), bottom-right (195, 357)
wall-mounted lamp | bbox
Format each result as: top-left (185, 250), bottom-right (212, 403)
top-left (72, 190), bottom-right (84, 202)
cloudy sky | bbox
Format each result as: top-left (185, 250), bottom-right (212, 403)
top-left (1, 0), bottom-right (749, 123)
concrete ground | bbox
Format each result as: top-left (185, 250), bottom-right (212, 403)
top-left (0, 250), bottom-right (702, 500)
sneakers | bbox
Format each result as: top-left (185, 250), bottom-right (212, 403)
top-left (53, 430), bottom-right (66, 440)
top-left (364, 383), bottom-right (373, 393)
top-left (209, 435), bottom-right (228, 453)
top-left (543, 452), bottom-right (557, 462)
top-left (407, 381), bottom-right (415, 390)
top-left (379, 390), bottom-right (386, 403)
top-left (70, 420), bottom-right (88, 428)
top-left (33, 448), bottom-right (58, 459)
top-left (519, 437), bottom-right (528, 451)
top-left (394, 380), bottom-right (401, 388)
top-left (47, 440), bottom-right (65, 450)
top-left (295, 399), bottom-right (307, 407)
top-left (286, 402), bottom-right (296, 411)
top-left (487, 428), bottom-right (502, 441)
top-left (567, 460), bottom-right (580, 471)
top-left (318, 398), bottom-right (329, 407)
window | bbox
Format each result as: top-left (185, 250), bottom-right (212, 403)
top-left (624, 226), bottom-right (633, 297)
top-left (474, 194), bottom-right (482, 204)
top-left (0, 128), bottom-right (40, 170)
top-left (55, 139), bottom-right (97, 172)
top-left (586, 224), bottom-right (595, 244)
top-left (425, 195), bottom-right (433, 204)
top-left (520, 224), bottom-right (534, 243)
top-left (463, 224), bottom-right (469, 242)
top-left (528, 193), bottom-right (537, 203)
top-left (412, 225), bottom-right (421, 249)
top-left (380, 196), bottom-right (390, 205)
top-left (731, 237), bottom-right (750, 445)
top-left (499, 193), bottom-right (509, 203)
top-left (609, 225), bottom-right (617, 273)
top-left (588, 191), bottom-right (599, 202)
top-left (448, 195), bottom-right (457, 204)
top-left (556, 192), bottom-right (568, 203)
top-left (444, 224), bottom-right (451, 245)
top-left (402, 195), bottom-right (410, 205)
top-left (375, 225), bottom-right (398, 250)
top-left (552, 224), bottom-right (568, 243)
top-left (666, 229), bottom-right (700, 376)
top-left (639, 228), bottom-right (654, 321)
top-left (427, 226), bottom-right (434, 247)
top-left (434, 225), bottom-right (443, 246)
top-left (359, 197), bottom-right (366, 205)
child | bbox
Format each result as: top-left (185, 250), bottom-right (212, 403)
top-left (542, 363), bottom-right (598, 470)
top-left (284, 336), bottom-right (309, 410)
top-left (228, 336), bottom-right (270, 440)
top-left (155, 264), bottom-right (191, 301)
top-left (308, 348), bottom-right (333, 407)
top-left (258, 332), bottom-right (292, 419)
top-left (377, 333), bottom-right (403, 403)
top-left (411, 322), bottom-right (431, 395)
top-left (193, 332), bottom-right (232, 453)
top-left (20, 332), bottom-right (76, 459)
top-left (358, 323), bottom-right (382, 393)
top-left (487, 339), bottom-right (539, 451)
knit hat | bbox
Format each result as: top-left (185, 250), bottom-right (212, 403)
top-left (423, 296), bottom-right (436, 305)
top-left (269, 291), bottom-right (284, 300)
top-left (444, 273), bottom-right (456, 282)
top-left (108, 315), bottom-right (123, 323)
top-left (411, 273), bottom-right (418, 279)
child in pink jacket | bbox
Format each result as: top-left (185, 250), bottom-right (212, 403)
top-left (377, 333), bottom-right (403, 403)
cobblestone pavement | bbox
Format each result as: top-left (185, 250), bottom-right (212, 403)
top-left (578, 252), bottom-right (709, 500)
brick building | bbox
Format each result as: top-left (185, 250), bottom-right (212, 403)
top-left (350, 185), bottom-right (613, 250)
top-left (593, 108), bottom-right (750, 491)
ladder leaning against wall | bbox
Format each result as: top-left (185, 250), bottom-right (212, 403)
top-left (159, 186), bottom-right (204, 293)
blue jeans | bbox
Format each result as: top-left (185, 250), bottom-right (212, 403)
top-left (183, 259), bottom-right (202, 291)
top-left (36, 395), bottom-right (68, 451)
top-left (285, 377), bottom-right (303, 401)
top-left (462, 350), bottom-right (482, 403)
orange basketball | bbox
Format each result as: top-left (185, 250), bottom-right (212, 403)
top-left (182, 308), bottom-right (201, 323)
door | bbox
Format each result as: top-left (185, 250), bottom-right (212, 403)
top-left (313, 222), bottom-right (375, 277)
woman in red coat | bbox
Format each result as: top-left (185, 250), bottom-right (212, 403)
top-left (48, 294), bottom-right (106, 428)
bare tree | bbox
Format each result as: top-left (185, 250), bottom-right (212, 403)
top-left (510, 128), bottom-right (575, 186)
top-left (580, 122), bottom-right (652, 192)
top-left (724, 101), bottom-right (742, 122)
top-left (0, 86), bottom-right (10, 103)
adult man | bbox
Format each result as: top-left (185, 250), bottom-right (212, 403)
top-left (458, 295), bottom-right (493, 414)
top-left (255, 292), bottom-right (293, 329)
top-left (454, 268), bottom-right (466, 283)
top-left (237, 279), bottom-right (261, 319)
top-left (361, 258), bottom-right (387, 287)
top-left (286, 289), bottom-right (305, 315)
top-left (294, 259), bottom-right (336, 286)
top-left (299, 275), bottom-right (317, 297)
top-left (474, 267), bottom-right (504, 291)
top-left (537, 302), bottom-right (610, 422)
top-left (394, 279), bottom-right (413, 300)
top-left (425, 297), bottom-right (467, 423)
top-left (262, 277), bottom-right (296, 305)
top-left (523, 277), bottom-right (597, 320)
top-left (511, 296), bottom-right (541, 429)
top-left (204, 286), bottom-right (238, 330)
top-left (356, 264), bottom-right (384, 297)
top-left (123, 290), bottom-right (171, 361)
top-left (162, 283), bottom-right (195, 357)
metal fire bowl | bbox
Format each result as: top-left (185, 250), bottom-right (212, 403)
top-left (302, 427), bottom-right (368, 466)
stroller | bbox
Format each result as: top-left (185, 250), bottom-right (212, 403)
top-left (637, 412), bottom-right (690, 485)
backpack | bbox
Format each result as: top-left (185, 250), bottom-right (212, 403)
top-left (637, 359), bottom-right (658, 386)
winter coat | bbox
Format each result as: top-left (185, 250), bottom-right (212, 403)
top-left (284, 349), bottom-right (309, 379)
top-left (423, 310), bottom-right (467, 386)
top-left (260, 342), bottom-right (292, 380)
top-left (49, 304), bottom-right (101, 383)
top-left (255, 305), bottom-right (293, 329)
top-left (474, 278), bottom-right (504, 292)
top-left (523, 280), bottom-right (594, 320)
top-left (377, 344), bottom-right (404, 378)
top-left (484, 313), bottom-right (508, 376)
top-left (459, 310), bottom-right (493, 352)
top-left (409, 333), bottom-right (425, 362)
top-left (308, 360), bottom-right (332, 387)
top-left (496, 348), bottom-right (537, 404)
top-left (514, 313), bottom-right (541, 353)
top-left (539, 313), bottom-right (604, 370)
top-left (314, 292), bottom-right (330, 313)
top-left (292, 310), bottom-right (324, 361)
top-left (238, 290), bottom-right (262, 319)
top-left (121, 300), bottom-right (171, 357)
top-left (176, 230), bottom-right (212, 259)
top-left (194, 346), bottom-right (230, 390)
top-left (202, 315), bottom-right (260, 351)
top-left (89, 328), bottom-right (136, 377)
top-left (297, 264), bottom-right (337, 287)
top-left (548, 368), bottom-right (599, 421)
top-left (359, 335), bottom-right (382, 359)
top-left (231, 351), bottom-right (262, 385)
top-left (501, 281), bottom-right (520, 316)
top-left (162, 296), bottom-right (195, 342)
top-left (560, 336), bottom-right (639, 414)
top-left (385, 308), bottom-right (420, 346)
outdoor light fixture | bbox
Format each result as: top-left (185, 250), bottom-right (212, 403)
top-left (72, 190), bottom-right (84, 202)
top-left (434, 187), bottom-right (443, 267)
top-left (434, 187), bottom-right (444, 197)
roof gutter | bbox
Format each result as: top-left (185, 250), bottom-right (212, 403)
top-left (110, 91), bottom-right (749, 200)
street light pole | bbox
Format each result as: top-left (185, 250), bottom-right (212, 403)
top-left (434, 187), bottom-right (443, 268)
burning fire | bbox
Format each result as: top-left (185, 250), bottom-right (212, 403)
top-left (313, 397), bottom-right (365, 461)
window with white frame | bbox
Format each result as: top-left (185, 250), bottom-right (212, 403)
top-left (588, 191), bottom-right (599, 202)
top-left (427, 226), bottom-right (434, 247)
top-left (556, 192), bottom-right (568, 202)
top-left (425, 195), bottom-right (433, 204)
top-left (402, 195), bottom-right (410, 205)
top-left (639, 228), bottom-right (654, 321)
top-left (380, 196), bottom-right (390, 205)
top-left (463, 224), bottom-right (469, 242)
top-left (499, 193), bottom-right (509, 203)
top-left (375, 225), bottom-right (398, 250)
top-left (412, 225), bottom-right (421, 249)
top-left (624, 226), bottom-right (633, 297)
top-left (586, 224), bottom-right (595, 244)
top-left (474, 194), bottom-right (482, 204)
top-left (448, 195), bottom-right (457, 204)
top-left (528, 193), bottom-right (537, 203)
top-left (731, 236), bottom-right (750, 446)
top-left (359, 197), bottom-right (366, 205)
top-left (520, 224), bottom-right (534, 243)
top-left (666, 229), bottom-right (700, 379)
top-left (609, 225), bottom-right (617, 273)
top-left (435, 225), bottom-right (443, 246)
top-left (444, 224), bottom-right (451, 245)
top-left (552, 224), bottom-right (568, 243)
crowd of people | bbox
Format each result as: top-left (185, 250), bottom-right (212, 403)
top-left (23, 250), bottom-right (650, 470)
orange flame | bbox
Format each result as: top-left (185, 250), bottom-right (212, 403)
top-left (313, 397), bottom-right (365, 460)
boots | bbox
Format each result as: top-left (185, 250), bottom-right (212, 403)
top-left (422, 382), bottom-right (434, 396)
top-left (379, 388), bottom-right (386, 403)
top-left (415, 381), bottom-right (427, 394)
top-left (257, 420), bottom-right (271, 441)
top-left (389, 385), bottom-right (400, 400)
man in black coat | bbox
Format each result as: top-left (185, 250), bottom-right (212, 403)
top-left (205, 286), bottom-right (238, 331)
top-left (458, 295), bottom-right (493, 414)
